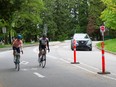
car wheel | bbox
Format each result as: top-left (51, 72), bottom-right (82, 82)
top-left (71, 47), bottom-right (74, 50)
top-left (89, 44), bottom-right (92, 51)
top-left (89, 48), bottom-right (92, 51)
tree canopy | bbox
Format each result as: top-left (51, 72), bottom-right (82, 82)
top-left (0, 0), bottom-right (116, 43)
top-left (100, 0), bottom-right (116, 30)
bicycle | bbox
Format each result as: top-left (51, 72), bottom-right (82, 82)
top-left (14, 50), bottom-right (23, 71)
top-left (38, 49), bottom-right (46, 68)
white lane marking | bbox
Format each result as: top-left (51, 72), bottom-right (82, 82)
top-left (21, 69), bottom-right (28, 71)
top-left (20, 61), bottom-right (29, 65)
top-left (34, 72), bottom-right (45, 78)
top-left (48, 55), bottom-right (116, 81)
top-left (103, 75), bottom-right (116, 81)
top-left (78, 62), bottom-right (100, 70)
top-left (33, 47), bottom-right (116, 81)
top-left (59, 58), bottom-right (70, 63)
top-left (31, 68), bottom-right (38, 70)
top-left (21, 68), bottom-right (38, 71)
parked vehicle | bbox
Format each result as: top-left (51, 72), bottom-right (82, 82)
top-left (71, 33), bottom-right (92, 51)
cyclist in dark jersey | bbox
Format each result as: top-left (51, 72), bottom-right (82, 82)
top-left (38, 34), bottom-right (50, 58)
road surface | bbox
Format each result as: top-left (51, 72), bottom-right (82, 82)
top-left (0, 41), bottom-right (116, 87)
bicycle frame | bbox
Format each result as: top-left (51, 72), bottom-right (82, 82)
top-left (38, 49), bottom-right (46, 68)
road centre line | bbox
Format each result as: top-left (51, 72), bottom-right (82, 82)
top-left (33, 72), bottom-right (45, 78)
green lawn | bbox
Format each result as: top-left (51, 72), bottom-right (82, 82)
top-left (0, 44), bottom-right (11, 48)
top-left (97, 39), bottom-right (116, 53)
top-left (0, 42), bottom-right (38, 48)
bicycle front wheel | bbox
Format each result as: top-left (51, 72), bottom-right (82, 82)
top-left (41, 55), bottom-right (46, 68)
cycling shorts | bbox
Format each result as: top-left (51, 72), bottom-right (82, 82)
top-left (13, 46), bottom-right (20, 53)
top-left (39, 45), bottom-right (46, 51)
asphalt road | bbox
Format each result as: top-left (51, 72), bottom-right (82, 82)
top-left (0, 41), bottom-right (116, 87)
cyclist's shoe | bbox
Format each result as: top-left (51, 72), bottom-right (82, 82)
top-left (40, 58), bottom-right (43, 62)
top-left (14, 61), bottom-right (16, 64)
top-left (39, 63), bottom-right (41, 66)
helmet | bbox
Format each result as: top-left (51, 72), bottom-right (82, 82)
top-left (42, 34), bottom-right (46, 38)
top-left (17, 34), bottom-right (22, 39)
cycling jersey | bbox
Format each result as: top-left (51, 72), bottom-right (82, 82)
top-left (39, 37), bottom-right (49, 45)
top-left (12, 39), bottom-right (23, 53)
top-left (13, 39), bottom-right (23, 48)
top-left (39, 37), bottom-right (49, 50)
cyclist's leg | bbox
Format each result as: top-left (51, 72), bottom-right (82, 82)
top-left (43, 46), bottom-right (46, 61)
top-left (42, 45), bottom-right (46, 55)
top-left (44, 48), bottom-right (46, 55)
top-left (39, 46), bottom-right (42, 58)
top-left (13, 47), bottom-right (16, 63)
top-left (14, 47), bottom-right (20, 64)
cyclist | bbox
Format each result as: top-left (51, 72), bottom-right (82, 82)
top-left (38, 34), bottom-right (50, 58)
top-left (12, 35), bottom-right (23, 62)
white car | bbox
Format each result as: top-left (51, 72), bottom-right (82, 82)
top-left (71, 33), bottom-right (92, 51)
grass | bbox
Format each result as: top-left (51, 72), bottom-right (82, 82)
top-left (97, 39), bottom-right (116, 53)
top-left (0, 42), bottom-right (38, 48)
top-left (0, 44), bottom-right (11, 48)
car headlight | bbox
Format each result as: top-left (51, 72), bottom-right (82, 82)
top-left (86, 40), bottom-right (92, 45)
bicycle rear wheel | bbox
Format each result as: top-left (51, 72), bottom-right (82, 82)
top-left (38, 55), bottom-right (42, 67)
top-left (41, 55), bottom-right (46, 68)
top-left (17, 63), bottom-right (20, 71)
top-left (15, 63), bottom-right (17, 69)
top-left (15, 55), bottom-right (20, 71)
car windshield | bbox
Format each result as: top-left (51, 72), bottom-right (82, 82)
top-left (73, 34), bottom-right (89, 39)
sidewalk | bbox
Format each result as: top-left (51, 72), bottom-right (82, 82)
top-left (0, 41), bottom-right (61, 52)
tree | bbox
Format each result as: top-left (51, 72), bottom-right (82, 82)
top-left (87, 0), bottom-right (105, 40)
top-left (42, 0), bottom-right (90, 41)
top-left (100, 0), bottom-right (116, 30)
top-left (0, 0), bottom-right (45, 43)
top-left (11, 0), bottom-right (45, 42)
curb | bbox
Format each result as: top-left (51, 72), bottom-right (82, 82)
top-left (0, 41), bottom-right (61, 52)
top-left (95, 45), bottom-right (116, 55)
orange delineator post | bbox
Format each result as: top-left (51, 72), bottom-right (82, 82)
top-left (101, 42), bottom-right (105, 73)
top-left (71, 39), bottom-right (79, 64)
top-left (73, 40), bottom-right (76, 63)
top-left (97, 41), bottom-right (110, 74)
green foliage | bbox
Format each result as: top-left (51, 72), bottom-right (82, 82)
top-left (0, 0), bottom-right (45, 43)
top-left (42, 0), bottom-right (89, 41)
top-left (87, 0), bottom-right (105, 39)
top-left (97, 39), bottom-right (116, 52)
top-left (100, 0), bottom-right (116, 30)
top-left (1, 0), bottom-right (115, 43)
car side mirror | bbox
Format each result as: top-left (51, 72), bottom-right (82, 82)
top-left (90, 37), bottom-right (92, 40)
